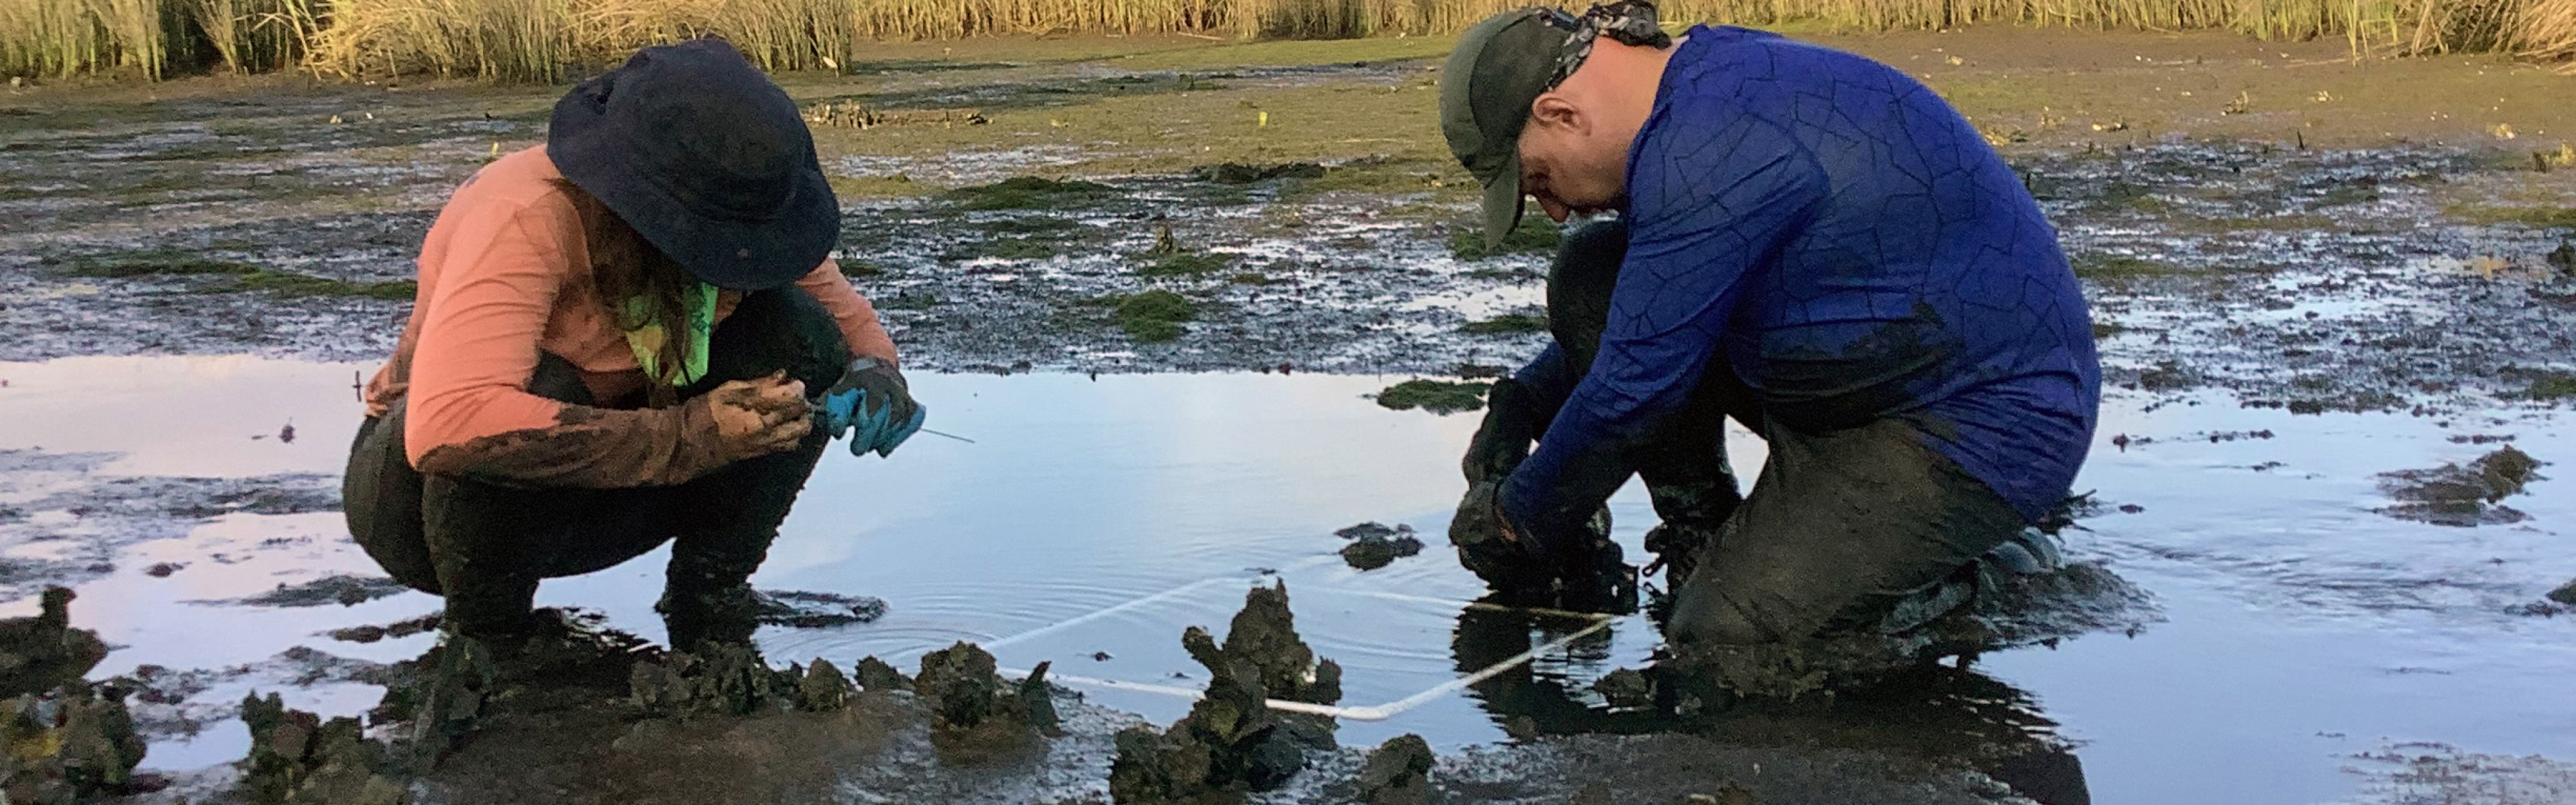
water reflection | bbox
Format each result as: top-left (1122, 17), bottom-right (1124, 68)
top-left (1450, 598), bottom-right (2091, 805)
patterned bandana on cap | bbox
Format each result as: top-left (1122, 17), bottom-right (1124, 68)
top-left (1548, 1), bottom-right (1674, 90)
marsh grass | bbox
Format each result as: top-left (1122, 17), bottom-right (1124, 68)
top-left (10, 0), bottom-right (2576, 82)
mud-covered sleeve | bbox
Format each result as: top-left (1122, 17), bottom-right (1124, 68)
top-left (1501, 107), bottom-right (1823, 539)
top-left (403, 206), bottom-right (749, 488)
top-left (796, 261), bottom-right (900, 365)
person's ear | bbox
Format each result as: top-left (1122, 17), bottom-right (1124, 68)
top-left (1530, 93), bottom-right (1586, 136)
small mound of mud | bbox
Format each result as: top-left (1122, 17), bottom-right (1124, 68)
top-left (0, 681), bottom-right (153, 801)
top-left (328, 614), bottom-right (444, 645)
top-left (1592, 668), bottom-right (1653, 710)
top-left (753, 590), bottom-right (888, 629)
top-left (239, 692), bottom-right (408, 804)
top-left (222, 575), bottom-right (412, 608)
top-left (1111, 582), bottom-right (1344, 803)
top-left (1108, 290), bottom-right (1199, 343)
top-left (1356, 734), bottom-right (1437, 805)
top-left (914, 642), bottom-right (1061, 762)
top-left (0, 587), bottom-right (108, 697)
top-left (947, 176), bottom-right (1117, 211)
top-left (1374, 379), bottom-right (1490, 414)
top-left (853, 656), bottom-right (913, 692)
top-left (1193, 162), bottom-right (1325, 184)
top-left (1336, 522), bottom-right (1425, 571)
top-left (2376, 445), bottom-right (2547, 526)
top-left (2550, 578), bottom-right (2576, 607)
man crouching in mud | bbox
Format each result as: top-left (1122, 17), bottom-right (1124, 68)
top-left (341, 39), bottom-right (926, 659)
top-left (1440, 3), bottom-right (2101, 656)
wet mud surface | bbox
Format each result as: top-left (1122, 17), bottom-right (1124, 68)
top-left (3, 27), bottom-right (2575, 805)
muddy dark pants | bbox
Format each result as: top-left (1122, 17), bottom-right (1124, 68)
top-left (1542, 220), bottom-right (2026, 647)
top-left (342, 289), bottom-right (851, 651)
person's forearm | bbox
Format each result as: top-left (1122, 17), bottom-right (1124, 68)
top-left (413, 397), bottom-right (746, 488)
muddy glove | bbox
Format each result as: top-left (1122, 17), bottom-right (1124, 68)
top-left (1452, 480), bottom-right (1635, 612)
top-left (817, 357), bottom-right (925, 457)
top-left (1451, 480), bottom-right (1553, 592)
top-left (1463, 378), bottom-right (1543, 485)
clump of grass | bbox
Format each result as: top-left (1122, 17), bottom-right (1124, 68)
top-left (1110, 289), bottom-right (1197, 343)
top-left (2446, 204), bottom-right (2576, 229)
top-left (1228, 272), bottom-right (1273, 285)
top-left (1138, 252), bottom-right (1235, 277)
top-left (947, 176), bottom-right (1114, 212)
top-left (1449, 218), bottom-right (1563, 261)
top-left (828, 175), bottom-right (933, 200)
top-left (840, 260), bottom-right (889, 278)
top-left (2072, 254), bottom-right (2187, 280)
top-left (981, 216), bottom-right (1082, 236)
top-left (2527, 371), bottom-right (2576, 401)
top-left (14, 0), bottom-right (2576, 84)
top-left (1374, 379), bottom-right (1490, 414)
top-left (2090, 183), bottom-right (2173, 215)
top-left (946, 236), bottom-right (1057, 261)
top-left (2092, 321), bottom-right (2126, 339)
top-left (1461, 312), bottom-right (1548, 336)
top-left (884, 291), bottom-right (942, 310)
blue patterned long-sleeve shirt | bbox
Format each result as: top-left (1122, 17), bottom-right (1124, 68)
top-left (1502, 26), bottom-right (2101, 538)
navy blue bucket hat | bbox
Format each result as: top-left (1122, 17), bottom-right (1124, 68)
top-left (549, 37), bottom-right (838, 290)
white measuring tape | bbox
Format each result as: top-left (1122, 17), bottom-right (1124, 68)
top-left (967, 557), bottom-right (1623, 723)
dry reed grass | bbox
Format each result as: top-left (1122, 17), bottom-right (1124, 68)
top-left (5, 0), bottom-right (2574, 82)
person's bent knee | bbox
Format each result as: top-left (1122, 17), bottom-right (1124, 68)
top-left (1665, 584), bottom-right (1777, 648)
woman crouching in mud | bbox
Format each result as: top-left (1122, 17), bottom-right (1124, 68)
top-left (341, 39), bottom-right (923, 658)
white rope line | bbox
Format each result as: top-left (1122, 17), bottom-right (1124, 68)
top-left (1003, 605), bottom-right (1616, 723)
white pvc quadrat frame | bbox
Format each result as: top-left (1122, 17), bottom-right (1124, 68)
top-left (974, 555), bottom-right (1619, 723)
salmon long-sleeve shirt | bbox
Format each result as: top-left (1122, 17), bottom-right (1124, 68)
top-left (365, 146), bottom-right (897, 488)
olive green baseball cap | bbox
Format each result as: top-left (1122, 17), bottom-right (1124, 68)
top-left (1441, 8), bottom-right (1573, 249)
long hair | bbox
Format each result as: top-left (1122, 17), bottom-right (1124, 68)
top-left (552, 178), bottom-right (696, 408)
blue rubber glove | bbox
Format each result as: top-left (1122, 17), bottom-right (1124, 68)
top-left (817, 357), bottom-right (923, 457)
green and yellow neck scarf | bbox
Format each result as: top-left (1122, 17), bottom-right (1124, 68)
top-left (621, 282), bottom-right (717, 386)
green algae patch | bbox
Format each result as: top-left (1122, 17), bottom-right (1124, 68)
top-left (59, 249), bottom-right (260, 278)
top-left (947, 236), bottom-right (1058, 261)
top-left (1108, 290), bottom-right (1198, 343)
top-left (884, 291), bottom-right (943, 310)
top-left (2071, 254), bottom-right (2186, 280)
top-left (2526, 372), bottom-right (2576, 401)
top-left (1133, 223), bottom-right (1234, 277)
top-left (1137, 252), bottom-right (1234, 277)
top-left (223, 271), bottom-right (417, 300)
top-left (2446, 203), bottom-right (2576, 229)
top-left (1449, 218), bottom-right (1563, 260)
top-left (1374, 379), bottom-right (1490, 414)
top-left (947, 176), bottom-right (1116, 211)
top-left (1461, 312), bottom-right (1548, 336)
top-left (59, 249), bottom-right (415, 299)
top-left (827, 175), bottom-right (935, 200)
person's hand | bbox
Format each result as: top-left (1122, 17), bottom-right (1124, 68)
top-left (817, 357), bottom-right (925, 457)
top-left (707, 372), bottom-right (811, 459)
top-left (1450, 480), bottom-right (1553, 592)
top-left (1463, 379), bottom-right (1539, 484)
top-left (1452, 479), bottom-right (1636, 612)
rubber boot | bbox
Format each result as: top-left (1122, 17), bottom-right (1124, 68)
top-left (419, 477), bottom-right (546, 650)
top-left (656, 432), bottom-right (824, 656)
